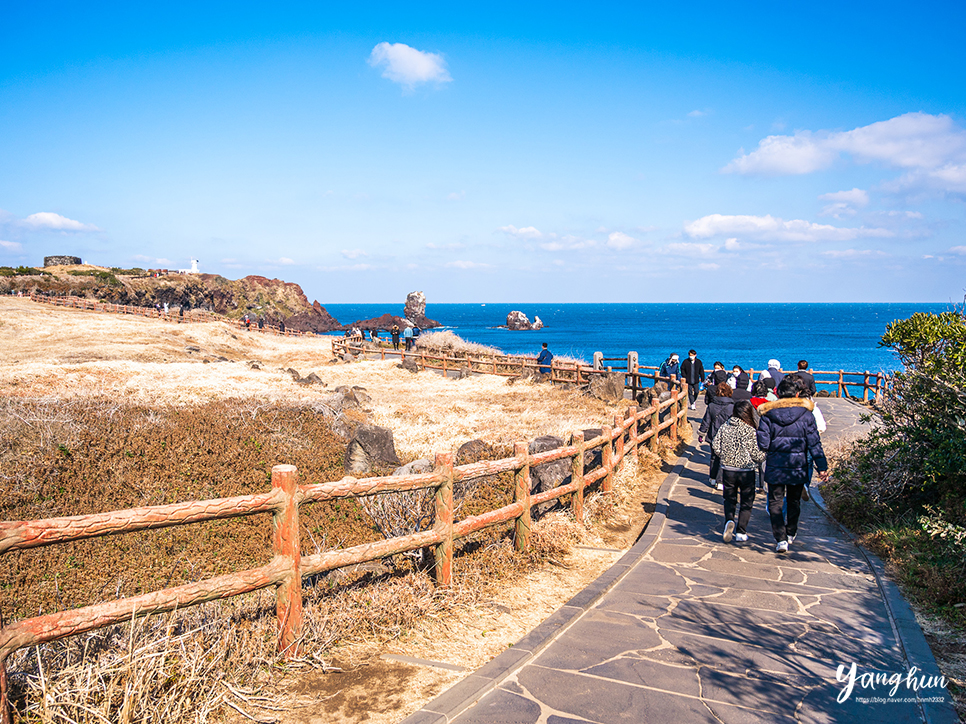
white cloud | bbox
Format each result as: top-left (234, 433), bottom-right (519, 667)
top-left (818, 188), bottom-right (869, 218)
top-left (446, 191), bottom-right (465, 201)
top-left (277, 257), bottom-right (295, 265)
top-left (950, 246), bottom-right (966, 255)
top-left (821, 249), bottom-right (888, 259)
top-left (425, 242), bottom-right (464, 250)
top-left (342, 249), bottom-right (368, 259)
top-left (885, 163), bottom-right (966, 197)
top-left (684, 214), bottom-right (893, 242)
top-left (725, 113), bottom-right (966, 187)
top-left (0, 240), bottom-right (22, 251)
top-left (318, 263), bottom-right (373, 272)
top-left (724, 238), bottom-right (740, 252)
top-left (499, 225), bottom-right (543, 239)
top-left (688, 110), bottom-right (707, 118)
top-left (445, 260), bottom-right (490, 269)
top-left (698, 262), bottom-right (720, 270)
top-left (663, 242), bottom-right (716, 256)
top-left (20, 212), bottom-right (100, 232)
top-left (368, 42), bottom-right (452, 88)
top-left (607, 231), bottom-right (636, 250)
top-left (133, 255), bottom-right (172, 265)
top-left (540, 237), bottom-right (596, 252)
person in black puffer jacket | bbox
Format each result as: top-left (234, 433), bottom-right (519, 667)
top-left (698, 382), bottom-right (734, 489)
top-left (757, 375), bottom-right (829, 553)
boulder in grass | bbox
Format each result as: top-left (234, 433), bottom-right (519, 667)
top-left (392, 459), bottom-right (434, 476)
top-left (399, 357), bottom-right (419, 373)
top-left (528, 435), bottom-right (571, 514)
top-left (580, 429), bottom-right (604, 471)
top-left (456, 439), bottom-right (493, 465)
top-left (589, 371), bottom-right (625, 402)
top-left (345, 424), bottom-right (401, 474)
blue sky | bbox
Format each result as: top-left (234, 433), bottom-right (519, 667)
top-left (2, 2), bottom-right (965, 303)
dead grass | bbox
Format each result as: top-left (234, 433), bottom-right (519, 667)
top-left (0, 295), bottom-right (680, 724)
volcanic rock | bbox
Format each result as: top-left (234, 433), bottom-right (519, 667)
top-left (507, 311), bottom-right (543, 331)
top-left (529, 435), bottom-right (570, 515)
top-left (589, 372), bottom-right (626, 402)
top-left (345, 424), bottom-right (401, 474)
top-left (404, 291), bottom-right (441, 328)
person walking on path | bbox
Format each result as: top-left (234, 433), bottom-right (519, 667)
top-left (791, 359), bottom-right (817, 397)
top-left (403, 324), bottom-right (414, 351)
top-left (711, 400), bottom-right (767, 543)
top-left (659, 353), bottom-right (680, 388)
top-left (705, 362), bottom-right (728, 404)
top-left (698, 382), bottom-right (734, 490)
top-left (758, 359), bottom-right (784, 387)
top-left (391, 324), bottom-right (400, 350)
top-left (680, 350), bottom-right (705, 410)
top-left (757, 375), bottom-right (829, 553)
top-left (537, 343), bottom-right (554, 375)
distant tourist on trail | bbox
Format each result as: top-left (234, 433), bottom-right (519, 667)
top-left (371, 328), bottom-right (379, 342)
top-left (391, 324), bottom-right (400, 350)
top-left (698, 382), bottom-right (734, 490)
top-left (751, 380), bottom-right (777, 408)
top-left (163, 302), bottom-right (169, 315)
top-left (680, 349), bottom-right (705, 410)
top-left (757, 375), bottom-right (829, 553)
top-left (758, 359), bottom-right (784, 387)
top-left (403, 324), bottom-right (414, 351)
top-left (244, 314), bottom-right (251, 330)
top-left (537, 343), bottom-right (554, 375)
top-left (705, 362), bottom-right (728, 404)
top-left (659, 353), bottom-right (680, 387)
top-left (257, 316), bottom-right (264, 330)
top-left (712, 400), bottom-right (767, 544)
top-left (279, 319), bottom-right (285, 334)
top-left (791, 359), bottom-right (817, 397)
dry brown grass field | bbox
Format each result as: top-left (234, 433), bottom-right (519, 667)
top-left (0, 296), bottom-right (678, 724)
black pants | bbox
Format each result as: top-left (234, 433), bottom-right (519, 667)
top-left (688, 383), bottom-right (699, 406)
top-left (405, 338), bottom-right (413, 351)
top-left (392, 338), bottom-right (399, 349)
top-left (768, 483), bottom-right (804, 542)
top-left (722, 469), bottom-right (756, 534)
top-left (709, 453), bottom-right (721, 483)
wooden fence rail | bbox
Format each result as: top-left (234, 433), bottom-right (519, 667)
top-left (333, 340), bottom-right (893, 401)
top-left (0, 388), bottom-right (690, 723)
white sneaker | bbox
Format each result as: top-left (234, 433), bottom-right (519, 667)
top-left (776, 540), bottom-right (789, 553)
top-left (709, 478), bottom-right (716, 486)
top-left (734, 533), bottom-right (748, 543)
top-left (722, 520), bottom-right (735, 543)
top-left (716, 483), bottom-right (724, 491)
top-left (787, 535), bottom-right (796, 546)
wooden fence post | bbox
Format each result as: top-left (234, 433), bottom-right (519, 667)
top-left (650, 405), bottom-right (660, 453)
top-left (1, 650), bottom-right (9, 724)
top-left (602, 425), bottom-right (614, 493)
top-left (571, 431), bottom-right (585, 522)
top-left (433, 452), bottom-right (454, 586)
top-left (863, 371), bottom-right (869, 402)
top-left (837, 370), bottom-right (844, 398)
top-left (271, 464), bottom-right (302, 656)
top-left (625, 406), bottom-right (638, 459)
top-left (513, 442), bottom-right (531, 551)
top-left (613, 414), bottom-right (624, 466)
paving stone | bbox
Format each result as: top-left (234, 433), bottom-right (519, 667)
top-left (534, 609), bottom-right (662, 670)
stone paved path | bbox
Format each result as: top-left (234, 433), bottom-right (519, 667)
top-left (402, 399), bottom-right (957, 724)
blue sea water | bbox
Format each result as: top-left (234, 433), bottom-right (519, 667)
top-left (322, 303), bottom-right (953, 377)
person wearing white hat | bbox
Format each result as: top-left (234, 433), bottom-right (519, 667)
top-left (758, 359), bottom-right (785, 388)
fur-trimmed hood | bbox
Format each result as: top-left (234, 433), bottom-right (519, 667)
top-left (757, 397), bottom-right (814, 414)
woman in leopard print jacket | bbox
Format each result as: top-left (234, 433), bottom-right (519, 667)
top-left (711, 401), bottom-right (767, 543)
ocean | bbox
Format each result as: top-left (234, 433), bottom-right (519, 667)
top-left (322, 303), bottom-right (954, 376)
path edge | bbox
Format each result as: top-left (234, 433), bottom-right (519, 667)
top-left (397, 447), bottom-right (695, 724)
top-left (811, 485), bottom-right (959, 724)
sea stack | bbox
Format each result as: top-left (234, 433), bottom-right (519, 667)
top-left (506, 311), bottom-right (543, 330)
top-left (403, 291), bottom-right (441, 328)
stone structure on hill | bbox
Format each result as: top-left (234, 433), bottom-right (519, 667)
top-left (44, 255), bottom-right (82, 267)
top-left (506, 310), bottom-right (544, 331)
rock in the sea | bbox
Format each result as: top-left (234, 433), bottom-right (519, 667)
top-left (506, 310), bottom-right (532, 330)
top-left (345, 424), bottom-right (401, 474)
top-left (589, 372), bottom-right (626, 402)
top-left (404, 291), bottom-right (441, 328)
top-left (532, 315), bottom-right (543, 330)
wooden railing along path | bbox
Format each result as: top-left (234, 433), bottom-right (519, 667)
top-left (334, 339), bottom-right (892, 402)
top-left (0, 387), bottom-right (690, 722)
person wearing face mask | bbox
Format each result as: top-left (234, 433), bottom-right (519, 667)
top-left (659, 353), bottom-right (681, 389)
top-left (729, 365), bottom-right (753, 402)
top-left (680, 349), bottom-right (705, 410)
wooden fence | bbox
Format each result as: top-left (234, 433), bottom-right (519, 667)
top-left (333, 339), bottom-right (892, 402)
top-left (0, 387), bottom-right (689, 722)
